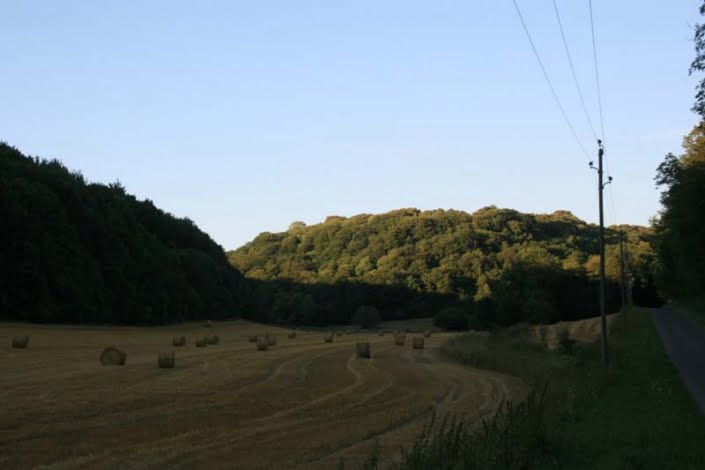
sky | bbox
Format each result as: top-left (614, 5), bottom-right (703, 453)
top-left (1, 1), bottom-right (701, 249)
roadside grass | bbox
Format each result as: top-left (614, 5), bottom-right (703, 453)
top-left (381, 308), bottom-right (705, 469)
top-left (557, 307), bottom-right (705, 469)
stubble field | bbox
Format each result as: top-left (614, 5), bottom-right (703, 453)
top-left (0, 320), bottom-right (524, 469)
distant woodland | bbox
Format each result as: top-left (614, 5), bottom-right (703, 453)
top-left (230, 208), bottom-right (662, 326)
top-left (1, 140), bottom-right (685, 328)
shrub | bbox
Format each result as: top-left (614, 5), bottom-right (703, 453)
top-left (557, 328), bottom-right (576, 355)
top-left (353, 305), bottom-right (382, 329)
top-left (434, 308), bottom-right (469, 331)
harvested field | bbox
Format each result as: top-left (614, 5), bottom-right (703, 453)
top-left (0, 320), bottom-right (524, 469)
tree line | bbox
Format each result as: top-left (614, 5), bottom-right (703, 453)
top-left (652, 1), bottom-right (705, 301)
top-left (0, 143), bottom-right (249, 324)
top-left (230, 207), bottom-right (662, 327)
top-left (2, 138), bottom-right (667, 328)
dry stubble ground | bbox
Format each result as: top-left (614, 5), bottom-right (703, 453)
top-left (0, 320), bottom-right (524, 470)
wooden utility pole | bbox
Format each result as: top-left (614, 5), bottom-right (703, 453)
top-left (590, 140), bottom-right (611, 366)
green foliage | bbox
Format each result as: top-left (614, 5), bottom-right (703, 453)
top-left (230, 206), bottom-right (659, 325)
top-left (0, 143), bottom-right (248, 324)
top-left (432, 309), bottom-right (705, 468)
top-left (654, 126), bottom-right (705, 299)
top-left (353, 305), bottom-right (381, 329)
top-left (690, 1), bottom-right (705, 117)
top-left (654, 1), bottom-right (705, 301)
top-left (434, 307), bottom-right (469, 331)
top-left (556, 328), bottom-right (576, 356)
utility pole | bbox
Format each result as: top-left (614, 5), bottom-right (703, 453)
top-left (590, 140), bottom-right (611, 366)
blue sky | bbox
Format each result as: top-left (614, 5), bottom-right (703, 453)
top-left (1, 1), bottom-right (701, 249)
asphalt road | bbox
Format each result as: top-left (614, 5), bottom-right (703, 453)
top-left (652, 308), bottom-right (705, 415)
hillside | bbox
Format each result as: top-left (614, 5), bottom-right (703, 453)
top-left (0, 143), bottom-right (248, 324)
top-left (230, 207), bottom-right (661, 325)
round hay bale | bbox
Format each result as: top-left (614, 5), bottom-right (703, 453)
top-left (248, 335), bottom-right (258, 343)
top-left (267, 335), bottom-right (277, 346)
top-left (336, 331), bottom-right (343, 337)
top-left (158, 351), bottom-right (175, 368)
top-left (324, 333), bottom-right (334, 343)
top-left (206, 335), bottom-right (219, 345)
top-left (172, 336), bottom-right (187, 347)
top-left (413, 337), bottom-right (425, 350)
top-left (11, 336), bottom-right (29, 349)
top-left (356, 342), bottom-right (371, 359)
top-left (257, 337), bottom-right (269, 351)
top-left (195, 337), bottom-right (208, 348)
top-left (394, 332), bottom-right (406, 346)
top-left (100, 346), bottom-right (126, 366)
top-left (424, 330), bottom-right (432, 338)
top-left (288, 332), bottom-right (296, 339)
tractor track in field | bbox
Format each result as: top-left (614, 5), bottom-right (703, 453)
top-left (0, 323), bottom-right (524, 470)
top-left (145, 349), bottom-right (388, 466)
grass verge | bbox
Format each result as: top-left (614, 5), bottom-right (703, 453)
top-left (379, 308), bottom-right (705, 469)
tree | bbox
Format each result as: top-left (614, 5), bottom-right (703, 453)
top-left (0, 143), bottom-right (249, 325)
top-left (353, 305), bottom-right (381, 329)
top-left (434, 307), bottom-right (468, 330)
top-left (288, 221), bottom-right (307, 232)
top-left (654, 126), bottom-right (705, 298)
top-left (690, 1), bottom-right (705, 117)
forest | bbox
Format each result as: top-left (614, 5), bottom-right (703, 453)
top-left (1, 140), bottom-right (670, 328)
top-left (229, 207), bottom-right (662, 326)
top-left (0, 143), bottom-right (249, 324)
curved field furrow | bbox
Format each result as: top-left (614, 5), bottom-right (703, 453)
top-left (0, 322), bottom-right (525, 470)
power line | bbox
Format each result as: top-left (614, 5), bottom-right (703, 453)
top-left (589, 0), bottom-right (606, 140)
top-left (511, 0), bottom-right (591, 161)
top-left (552, 0), bottom-right (598, 141)
top-left (588, 0), bottom-right (615, 226)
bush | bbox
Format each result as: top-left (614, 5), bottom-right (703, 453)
top-left (434, 307), bottom-right (469, 330)
top-left (353, 305), bottom-right (381, 329)
top-left (557, 328), bottom-right (576, 356)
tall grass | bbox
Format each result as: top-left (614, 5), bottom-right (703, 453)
top-left (389, 388), bottom-right (555, 470)
top-left (375, 323), bottom-right (617, 469)
top-left (389, 309), bottom-right (705, 469)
